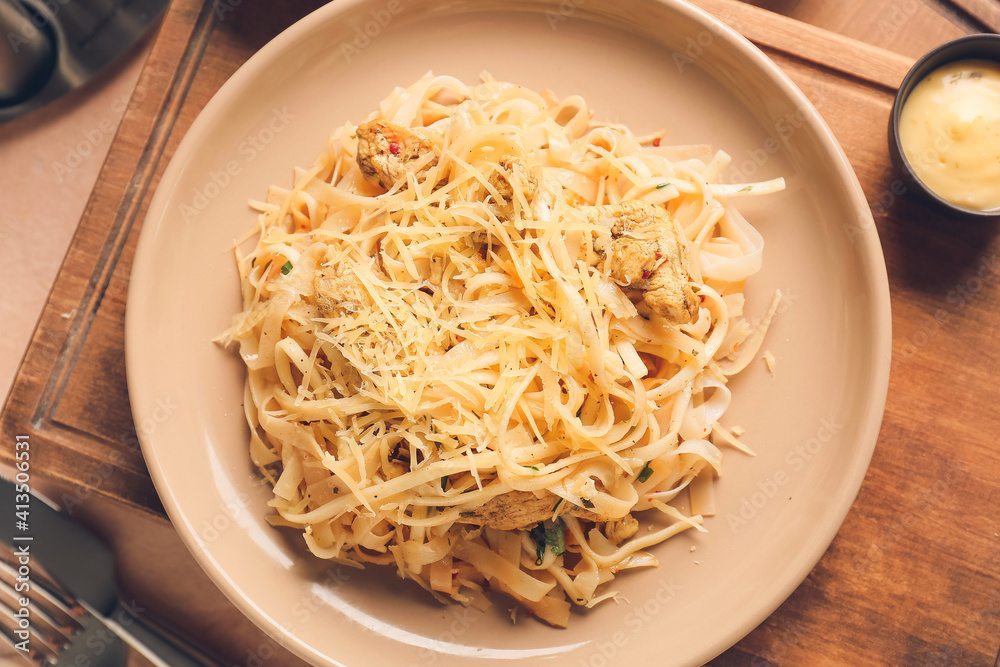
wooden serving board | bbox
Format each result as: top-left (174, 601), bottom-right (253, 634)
top-left (2, 0), bottom-right (998, 664)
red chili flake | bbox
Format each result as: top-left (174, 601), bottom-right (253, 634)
top-left (388, 141), bottom-right (401, 155)
top-left (654, 251), bottom-right (662, 260)
top-left (653, 137), bottom-right (662, 147)
top-left (642, 269), bottom-right (652, 280)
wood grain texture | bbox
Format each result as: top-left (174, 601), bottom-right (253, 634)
top-left (743, 0), bottom-right (970, 56)
top-left (691, 0), bottom-right (920, 89)
top-left (948, 0), bottom-right (1000, 32)
top-left (2, 1), bottom-right (999, 665)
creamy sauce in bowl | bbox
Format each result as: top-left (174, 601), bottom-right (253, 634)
top-left (898, 59), bottom-right (1000, 212)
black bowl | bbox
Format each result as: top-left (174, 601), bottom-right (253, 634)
top-left (889, 34), bottom-right (1000, 220)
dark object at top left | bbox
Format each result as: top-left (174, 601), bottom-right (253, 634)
top-left (0, 0), bottom-right (168, 124)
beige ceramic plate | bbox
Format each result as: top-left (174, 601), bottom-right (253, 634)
top-left (126, 1), bottom-right (891, 665)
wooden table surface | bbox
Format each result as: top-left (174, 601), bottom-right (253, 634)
top-left (2, 0), bottom-right (999, 665)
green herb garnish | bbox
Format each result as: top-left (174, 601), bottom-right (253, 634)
top-left (638, 462), bottom-right (654, 483)
top-left (655, 182), bottom-right (671, 189)
top-left (280, 260), bottom-right (293, 275)
top-left (528, 519), bottom-right (567, 565)
top-left (546, 520), bottom-right (566, 557)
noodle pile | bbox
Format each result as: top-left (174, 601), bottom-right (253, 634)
top-left (219, 72), bottom-right (782, 626)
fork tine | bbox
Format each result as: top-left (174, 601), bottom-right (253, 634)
top-left (0, 542), bottom-right (82, 615)
top-left (0, 570), bottom-right (131, 667)
top-left (0, 567), bottom-right (81, 664)
top-left (0, 558), bottom-right (83, 636)
top-left (0, 625), bottom-right (43, 665)
top-left (0, 542), bottom-right (93, 665)
top-left (0, 594), bottom-right (130, 667)
top-left (0, 577), bottom-right (73, 647)
top-left (0, 598), bottom-right (58, 665)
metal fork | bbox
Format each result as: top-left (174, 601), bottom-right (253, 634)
top-left (0, 476), bottom-right (217, 666)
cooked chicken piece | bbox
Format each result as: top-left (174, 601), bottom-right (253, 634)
top-left (604, 514), bottom-right (639, 545)
top-left (355, 119), bottom-right (439, 190)
top-left (314, 247), bottom-right (373, 318)
top-left (584, 200), bottom-right (698, 325)
top-left (487, 155), bottom-right (537, 215)
top-left (456, 490), bottom-right (601, 531)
